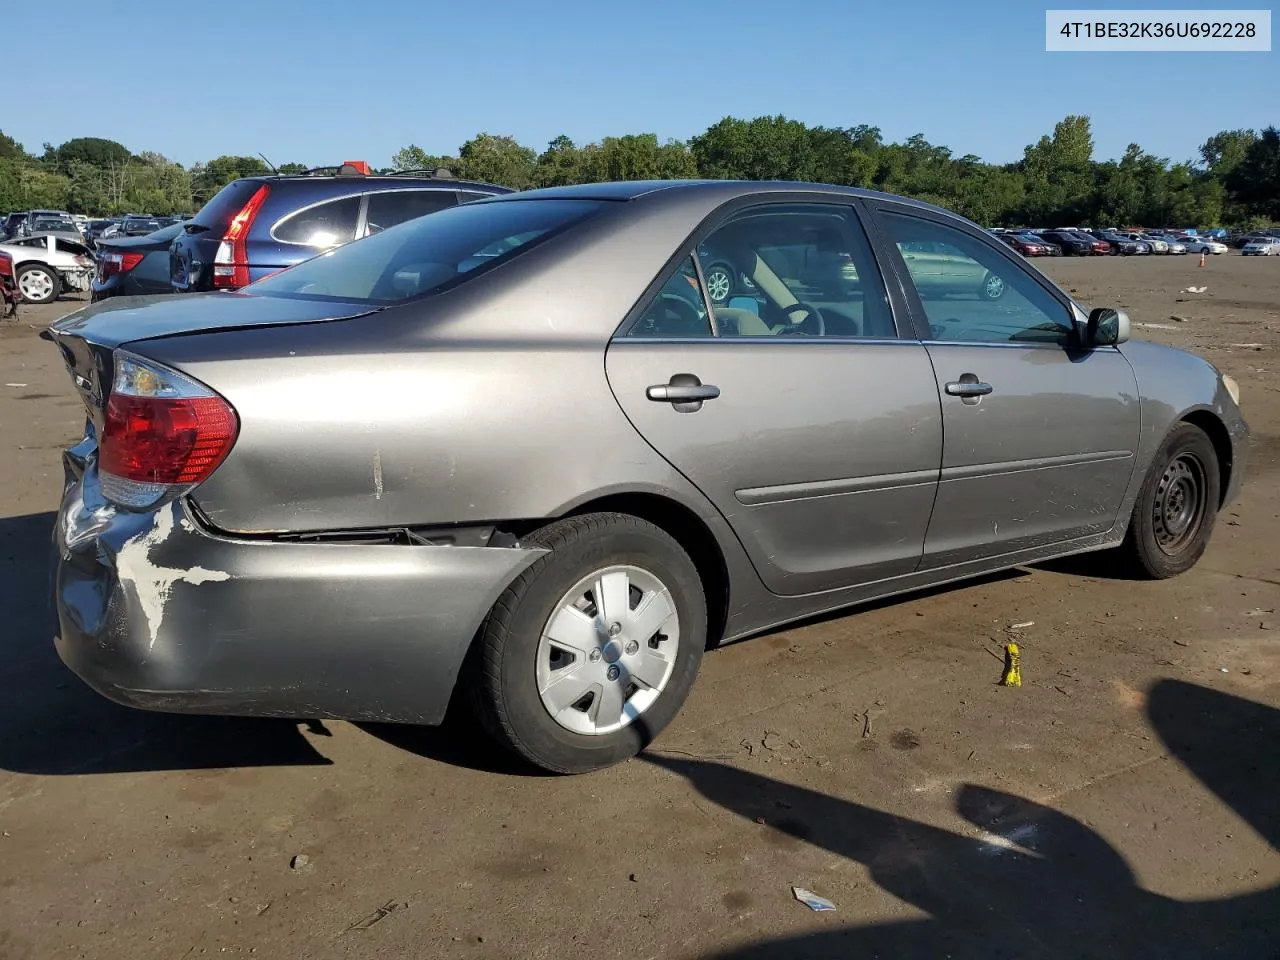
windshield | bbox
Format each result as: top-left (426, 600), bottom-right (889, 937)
top-left (248, 198), bottom-right (603, 304)
top-left (33, 219), bottom-right (77, 232)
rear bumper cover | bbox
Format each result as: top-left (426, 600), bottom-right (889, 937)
top-left (52, 446), bottom-right (546, 725)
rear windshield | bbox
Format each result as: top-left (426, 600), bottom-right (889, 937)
top-left (246, 198), bottom-right (603, 304)
top-left (191, 179), bottom-right (266, 229)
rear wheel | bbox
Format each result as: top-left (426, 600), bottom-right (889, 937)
top-left (17, 264), bottom-right (59, 304)
top-left (469, 513), bottom-right (706, 774)
top-left (979, 272), bottom-right (1005, 301)
top-left (1114, 422), bottom-right (1220, 579)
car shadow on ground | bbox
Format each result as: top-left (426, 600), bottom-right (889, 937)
top-left (649, 677), bottom-right (1279, 959)
top-left (0, 511), bottom-right (331, 775)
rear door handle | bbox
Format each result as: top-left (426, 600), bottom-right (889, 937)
top-left (944, 375), bottom-right (993, 405)
top-left (646, 374), bottom-right (719, 412)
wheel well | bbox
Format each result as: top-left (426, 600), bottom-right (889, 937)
top-left (1181, 410), bottom-right (1232, 508)
top-left (561, 493), bottom-right (729, 648)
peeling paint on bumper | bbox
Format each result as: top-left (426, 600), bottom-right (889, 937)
top-left (52, 450), bottom-right (547, 726)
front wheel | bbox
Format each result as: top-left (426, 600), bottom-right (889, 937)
top-left (1114, 422), bottom-right (1220, 579)
top-left (469, 513), bottom-right (707, 774)
top-left (17, 264), bottom-right (60, 304)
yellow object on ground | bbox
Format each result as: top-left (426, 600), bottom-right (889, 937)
top-left (1000, 643), bottom-right (1022, 687)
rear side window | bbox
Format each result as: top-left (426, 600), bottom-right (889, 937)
top-left (247, 198), bottom-right (603, 304)
top-left (191, 179), bottom-right (265, 230)
top-left (364, 190), bottom-right (457, 234)
top-left (272, 196), bottom-right (362, 247)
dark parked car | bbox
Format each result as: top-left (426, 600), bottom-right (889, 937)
top-left (117, 217), bottom-right (163, 237)
top-left (1091, 231), bottom-right (1144, 255)
top-left (997, 232), bottom-right (1050, 256)
top-left (169, 164), bottom-right (513, 293)
top-left (46, 180), bottom-right (1248, 774)
top-left (91, 222), bottom-right (185, 301)
top-left (2, 212), bottom-right (25, 240)
top-left (1038, 230), bottom-right (1094, 255)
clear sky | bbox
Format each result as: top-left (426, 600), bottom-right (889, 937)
top-left (9, 0), bottom-right (1274, 169)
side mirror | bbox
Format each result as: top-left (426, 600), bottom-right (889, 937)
top-left (1086, 307), bottom-right (1129, 346)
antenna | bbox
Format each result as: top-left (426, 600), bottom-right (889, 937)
top-left (258, 152), bottom-right (279, 175)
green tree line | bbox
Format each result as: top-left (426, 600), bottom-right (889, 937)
top-left (3, 116), bottom-right (1277, 227)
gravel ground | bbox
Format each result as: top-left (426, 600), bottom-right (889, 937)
top-left (1, 252), bottom-right (1276, 959)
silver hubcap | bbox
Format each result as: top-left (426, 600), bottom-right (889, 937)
top-left (984, 274), bottom-right (1004, 298)
top-left (19, 269), bottom-right (54, 301)
top-left (705, 269), bottom-right (731, 303)
top-left (536, 565), bottom-right (680, 736)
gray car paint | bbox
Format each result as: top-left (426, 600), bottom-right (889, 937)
top-left (46, 180), bottom-right (1249, 727)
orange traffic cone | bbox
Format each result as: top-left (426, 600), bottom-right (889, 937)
top-left (1199, 251), bottom-right (1206, 267)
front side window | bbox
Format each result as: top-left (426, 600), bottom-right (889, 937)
top-left (364, 190), bottom-right (457, 235)
top-left (272, 196), bottom-right (362, 248)
top-left (248, 198), bottom-right (602, 304)
top-left (881, 213), bottom-right (1073, 345)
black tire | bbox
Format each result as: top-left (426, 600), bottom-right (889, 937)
top-left (1115, 422), bottom-right (1220, 579)
top-left (16, 263), bottom-right (60, 304)
top-left (469, 512), bottom-right (707, 774)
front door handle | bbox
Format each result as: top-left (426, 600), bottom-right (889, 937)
top-left (945, 374), bottom-right (993, 405)
top-left (647, 373), bottom-right (720, 413)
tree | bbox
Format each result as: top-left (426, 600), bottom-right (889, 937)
top-left (456, 133), bottom-right (536, 188)
top-left (1020, 115), bottom-right (1095, 223)
top-left (691, 115), bottom-right (815, 181)
top-left (1198, 129), bottom-right (1256, 177)
top-left (0, 130), bottom-right (23, 160)
top-left (191, 155), bottom-right (270, 203)
top-left (277, 162), bottom-right (308, 175)
top-left (390, 144), bottom-right (454, 172)
top-left (1229, 126), bottom-right (1280, 220)
top-left (48, 137), bottom-right (131, 170)
top-left (533, 135), bottom-right (583, 187)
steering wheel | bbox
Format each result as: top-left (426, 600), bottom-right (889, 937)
top-left (777, 301), bottom-right (826, 337)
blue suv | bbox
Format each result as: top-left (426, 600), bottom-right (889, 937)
top-left (169, 163), bottom-right (512, 293)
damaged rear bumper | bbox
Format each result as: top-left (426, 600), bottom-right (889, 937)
top-left (52, 446), bottom-right (546, 725)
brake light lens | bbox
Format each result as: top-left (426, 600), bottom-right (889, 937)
top-left (213, 184), bottom-right (270, 289)
top-left (98, 251), bottom-right (144, 281)
top-left (0, 251), bottom-right (13, 281)
top-left (99, 352), bottom-right (239, 510)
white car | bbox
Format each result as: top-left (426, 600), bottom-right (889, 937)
top-left (1149, 235), bottom-right (1187, 254)
top-left (1181, 237), bottom-right (1228, 255)
top-left (1125, 233), bottom-right (1168, 254)
top-left (0, 234), bottom-right (95, 304)
top-left (1242, 237), bottom-right (1280, 256)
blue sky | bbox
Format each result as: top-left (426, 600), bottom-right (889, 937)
top-left (8, 0), bottom-right (1274, 169)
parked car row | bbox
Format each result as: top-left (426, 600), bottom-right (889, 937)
top-left (990, 226), bottom-right (1237, 257)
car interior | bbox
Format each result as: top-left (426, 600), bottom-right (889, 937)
top-left (635, 209), bottom-right (896, 339)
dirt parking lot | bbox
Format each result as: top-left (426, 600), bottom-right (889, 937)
top-left (1, 253), bottom-right (1277, 959)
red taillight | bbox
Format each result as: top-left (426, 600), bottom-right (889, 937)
top-left (98, 353), bottom-right (238, 509)
top-left (98, 251), bottom-right (144, 281)
top-left (213, 184), bottom-right (270, 289)
top-left (0, 252), bottom-right (13, 280)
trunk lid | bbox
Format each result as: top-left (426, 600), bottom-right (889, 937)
top-left (42, 291), bottom-right (378, 431)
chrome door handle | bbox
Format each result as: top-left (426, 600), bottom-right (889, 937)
top-left (646, 374), bottom-right (719, 412)
top-left (944, 381), bottom-right (993, 397)
top-left (945, 374), bottom-right (993, 405)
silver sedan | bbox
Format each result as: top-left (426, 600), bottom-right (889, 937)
top-left (46, 180), bottom-right (1248, 773)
